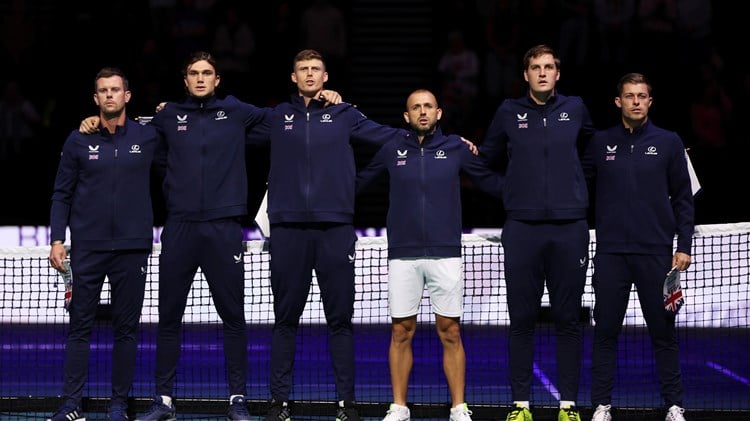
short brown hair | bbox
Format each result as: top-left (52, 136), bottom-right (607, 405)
top-left (94, 67), bottom-right (128, 92)
top-left (183, 51), bottom-right (219, 76)
top-left (617, 72), bottom-right (652, 95)
top-left (523, 44), bottom-right (560, 70)
top-left (293, 49), bottom-right (326, 71)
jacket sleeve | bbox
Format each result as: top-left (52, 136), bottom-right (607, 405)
top-left (246, 111), bottom-right (271, 147)
top-left (148, 112), bottom-right (169, 193)
top-left (459, 141), bottom-right (504, 199)
top-left (349, 108), bottom-right (403, 147)
top-left (238, 100), bottom-right (271, 140)
top-left (479, 103), bottom-right (509, 170)
top-left (355, 142), bottom-right (389, 195)
top-left (668, 136), bottom-right (695, 254)
top-left (49, 132), bottom-right (79, 243)
top-left (580, 132), bottom-right (599, 192)
top-left (577, 100), bottom-right (597, 157)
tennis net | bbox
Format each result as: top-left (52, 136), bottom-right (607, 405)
top-left (1, 222), bottom-right (748, 418)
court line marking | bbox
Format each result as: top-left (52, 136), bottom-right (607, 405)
top-left (533, 362), bottom-right (560, 400)
top-left (707, 361), bottom-right (750, 387)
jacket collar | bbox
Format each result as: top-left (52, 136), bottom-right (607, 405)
top-left (525, 92), bottom-right (558, 107)
top-left (289, 94), bottom-right (326, 110)
top-left (621, 118), bottom-right (652, 135)
top-left (185, 94), bottom-right (218, 108)
top-left (406, 126), bottom-right (448, 146)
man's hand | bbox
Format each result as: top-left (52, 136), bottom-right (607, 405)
top-left (79, 116), bottom-right (100, 134)
top-left (49, 242), bottom-right (68, 272)
top-left (319, 90), bottom-right (342, 106)
top-left (672, 251), bottom-right (692, 272)
top-left (156, 102), bottom-right (167, 113)
top-left (461, 137), bottom-right (479, 156)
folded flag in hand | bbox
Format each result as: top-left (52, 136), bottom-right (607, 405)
top-left (59, 259), bottom-right (73, 312)
top-left (663, 267), bottom-right (684, 313)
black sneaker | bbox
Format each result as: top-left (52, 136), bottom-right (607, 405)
top-left (336, 400), bottom-right (361, 421)
top-left (227, 396), bottom-right (251, 421)
top-left (47, 401), bottom-right (84, 421)
top-left (265, 399), bottom-right (290, 421)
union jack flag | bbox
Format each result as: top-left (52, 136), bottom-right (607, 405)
top-left (59, 259), bottom-right (73, 312)
top-left (663, 268), bottom-right (684, 313)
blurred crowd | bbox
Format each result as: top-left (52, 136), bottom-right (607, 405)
top-left (0, 0), bottom-right (746, 226)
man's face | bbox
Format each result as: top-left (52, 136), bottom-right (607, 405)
top-left (291, 58), bottom-right (328, 97)
top-left (524, 53), bottom-right (559, 96)
top-left (93, 76), bottom-right (130, 117)
top-left (184, 60), bottom-right (220, 98)
top-left (616, 82), bottom-right (652, 124)
top-left (403, 91), bottom-right (442, 135)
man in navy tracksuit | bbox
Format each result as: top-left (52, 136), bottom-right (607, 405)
top-left (48, 68), bottom-right (159, 421)
top-left (479, 45), bottom-right (595, 421)
top-left (582, 73), bottom-right (693, 421)
top-left (78, 53), bottom-right (343, 421)
top-left (137, 52), bottom-right (267, 421)
top-left (356, 89), bottom-right (503, 421)
top-left (248, 49), bottom-right (401, 421)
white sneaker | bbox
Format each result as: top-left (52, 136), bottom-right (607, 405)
top-left (383, 403), bottom-right (410, 421)
top-left (591, 404), bottom-right (612, 421)
top-left (665, 405), bottom-right (686, 421)
top-left (450, 403), bottom-right (473, 421)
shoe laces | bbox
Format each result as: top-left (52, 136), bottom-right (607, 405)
top-left (506, 405), bottom-right (530, 421)
top-left (592, 404), bottom-right (612, 421)
top-left (384, 404), bottom-right (410, 421)
top-left (450, 403), bottom-right (473, 421)
top-left (666, 405), bottom-right (686, 421)
top-left (560, 406), bottom-right (580, 421)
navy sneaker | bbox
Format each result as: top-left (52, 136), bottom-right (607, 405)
top-left (227, 396), bottom-right (251, 421)
top-left (134, 396), bottom-right (176, 421)
top-left (47, 401), bottom-right (84, 421)
top-left (265, 399), bottom-right (291, 421)
top-left (107, 401), bottom-right (129, 421)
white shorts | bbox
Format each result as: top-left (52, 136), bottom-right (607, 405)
top-left (388, 257), bottom-right (464, 318)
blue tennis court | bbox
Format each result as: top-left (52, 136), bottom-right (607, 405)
top-left (1, 323), bottom-right (748, 420)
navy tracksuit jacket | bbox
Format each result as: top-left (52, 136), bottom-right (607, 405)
top-left (248, 95), bottom-right (400, 402)
top-left (50, 119), bottom-right (158, 405)
top-left (357, 127), bottom-right (503, 258)
top-left (149, 94), bottom-right (268, 397)
top-left (480, 93), bottom-right (596, 402)
top-left (582, 119), bottom-right (694, 407)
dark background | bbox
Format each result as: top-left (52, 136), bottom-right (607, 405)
top-left (1, 0), bottom-right (746, 229)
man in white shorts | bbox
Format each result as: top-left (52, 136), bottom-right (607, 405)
top-left (357, 89), bottom-right (503, 421)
